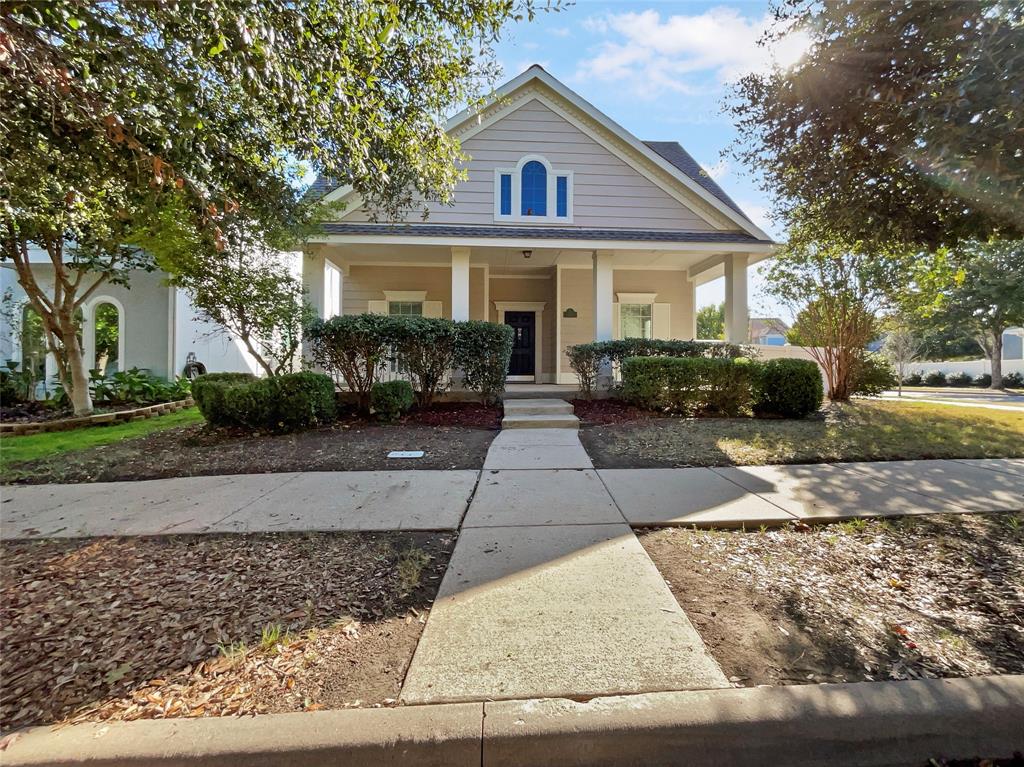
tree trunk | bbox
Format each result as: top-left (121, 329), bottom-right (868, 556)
top-left (64, 327), bottom-right (94, 415)
top-left (990, 330), bottom-right (1004, 389)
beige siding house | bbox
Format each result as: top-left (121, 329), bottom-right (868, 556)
top-left (302, 66), bottom-right (774, 384)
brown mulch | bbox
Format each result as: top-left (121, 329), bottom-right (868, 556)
top-left (640, 513), bottom-right (1024, 687)
top-left (400, 402), bottom-right (501, 429)
top-left (0, 401), bottom-right (148, 424)
top-left (5, 409), bottom-right (498, 485)
top-left (570, 397), bottom-right (652, 425)
top-left (1, 532), bottom-right (454, 730)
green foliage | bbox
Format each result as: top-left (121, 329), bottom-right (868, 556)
top-left (696, 302), bottom-right (725, 340)
top-left (751, 358), bottom-right (824, 419)
top-left (454, 321), bottom-right (514, 405)
top-left (851, 354), bottom-right (898, 396)
top-left (193, 372), bottom-right (334, 432)
top-left (730, 0), bottom-right (1024, 249)
top-left (903, 372), bottom-right (924, 386)
top-left (946, 371), bottom-right (974, 387)
top-left (305, 314), bottom-right (396, 414)
top-left (924, 371), bottom-right (948, 387)
top-left (620, 356), bottom-right (757, 417)
top-left (371, 380), bottom-right (415, 422)
top-left (973, 373), bottom-right (992, 388)
top-left (390, 316), bottom-right (458, 407)
top-left (566, 344), bottom-right (603, 399)
top-left (1003, 372), bottom-right (1024, 388)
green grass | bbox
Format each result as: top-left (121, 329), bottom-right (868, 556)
top-left (0, 408), bottom-right (203, 469)
top-left (589, 400), bottom-right (1024, 467)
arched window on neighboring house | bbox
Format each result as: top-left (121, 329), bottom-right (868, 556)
top-left (521, 160), bottom-right (547, 216)
top-left (93, 302), bottom-right (121, 376)
top-left (20, 305), bottom-right (47, 388)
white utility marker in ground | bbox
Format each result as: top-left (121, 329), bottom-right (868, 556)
top-left (401, 399), bottom-right (727, 704)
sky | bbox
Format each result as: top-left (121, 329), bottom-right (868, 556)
top-left (490, 0), bottom-right (808, 321)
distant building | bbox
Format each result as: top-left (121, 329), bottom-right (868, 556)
top-left (749, 317), bottom-right (789, 346)
top-left (1005, 327), bottom-right (1023, 360)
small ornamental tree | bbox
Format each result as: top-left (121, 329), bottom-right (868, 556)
top-left (881, 322), bottom-right (922, 396)
top-left (305, 314), bottom-right (396, 414)
top-left (391, 316), bottom-right (458, 407)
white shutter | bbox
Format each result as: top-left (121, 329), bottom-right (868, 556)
top-left (612, 303), bottom-right (621, 340)
top-left (653, 303), bottom-right (671, 339)
top-left (423, 301), bottom-right (443, 318)
top-left (367, 300), bottom-right (388, 315)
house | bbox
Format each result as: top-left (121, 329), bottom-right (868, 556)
top-left (1, 66), bottom-right (773, 391)
top-left (302, 66), bottom-right (774, 384)
top-left (748, 317), bottom-right (789, 346)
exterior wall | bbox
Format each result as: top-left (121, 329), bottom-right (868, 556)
top-left (558, 268), bottom-right (596, 380)
top-left (489, 275), bottom-right (556, 380)
top-left (341, 264), bottom-right (487, 321)
top-left (906, 359), bottom-right (1024, 379)
top-left (342, 99), bottom-right (715, 231)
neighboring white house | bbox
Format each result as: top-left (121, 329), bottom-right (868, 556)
top-left (2, 66), bottom-right (775, 389)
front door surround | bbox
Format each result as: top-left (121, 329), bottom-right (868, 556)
top-left (495, 301), bottom-right (546, 382)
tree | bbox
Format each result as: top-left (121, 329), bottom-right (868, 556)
top-left (903, 241), bottom-right (1024, 389)
top-left (2, 0), bottom-right (553, 413)
top-left (696, 303), bottom-right (725, 340)
top-left (881, 322), bottom-right (922, 396)
top-left (731, 0), bottom-right (1024, 251)
top-left (168, 222), bottom-right (315, 378)
top-left (766, 229), bottom-right (897, 401)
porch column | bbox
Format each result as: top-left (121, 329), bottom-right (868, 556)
top-left (723, 253), bottom-right (749, 343)
top-left (451, 246), bottom-right (471, 321)
top-left (302, 248), bottom-right (326, 319)
top-left (593, 250), bottom-right (614, 341)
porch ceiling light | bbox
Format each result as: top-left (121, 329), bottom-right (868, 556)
top-left (522, 249), bottom-right (532, 259)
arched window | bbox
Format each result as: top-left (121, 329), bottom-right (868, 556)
top-left (20, 305), bottom-right (47, 385)
top-left (93, 302), bottom-right (120, 376)
top-left (521, 160), bottom-right (547, 216)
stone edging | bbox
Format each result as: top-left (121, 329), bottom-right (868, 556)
top-left (1, 399), bottom-right (195, 437)
top-left (3, 675), bottom-right (1021, 767)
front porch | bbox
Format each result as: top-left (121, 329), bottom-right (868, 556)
top-left (302, 234), bottom-right (767, 385)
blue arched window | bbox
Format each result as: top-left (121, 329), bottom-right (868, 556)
top-left (521, 161), bottom-right (547, 216)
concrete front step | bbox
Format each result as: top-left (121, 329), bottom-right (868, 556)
top-left (501, 414), bottom-right (580, 429)
top-left (503, 399), bottom-right (574, 416)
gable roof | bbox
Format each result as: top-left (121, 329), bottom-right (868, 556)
top-left (310, 65), bottom-right (769, 240)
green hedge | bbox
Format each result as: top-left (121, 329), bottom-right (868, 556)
top-left (193, 371), bottom-right (335, 431)
top-left (852, 353), bottom-right (897, 396)
top-left (454, 320), bottom-right (514, 404)
top-left (752, 358), bottom-right (823, 418)
top-left (371, 380), bottom-right (415, 421)
top-left (567, 338), bottom-right (754, 396)
top-left (620, 356), bottom-right (757, 416)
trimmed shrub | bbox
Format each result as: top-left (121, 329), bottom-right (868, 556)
top-left (1003, 371), bottom-right (1024, 388)
top-left (974, 373), bottom-right (992, 387)
top-left (621, 356), bottom-right (757, 416)
top-left (455, 321), bottom-right (514, 404)
top-left (566, 344), bottom-right (602, 399)
top-left (902, 372), bottom-right (923, 386)
top-left (924, 370), bottom-right (947, 387)
top-left (946, 371), bottom-right (974, 387)
top-left (390, 316), bottom-right (457, 407)
top-left (371, 380), bottom-right (415, 421)
top-left (194, 371), bottom-right (334, 431)
top-left (852, 353), bottom-right (897, 396)
top-left (305, 314), bottom-right (396, 414)
top-left (752, 358), bottom-right (824, 419)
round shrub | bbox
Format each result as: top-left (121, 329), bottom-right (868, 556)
top-left (268, 372), bottom-right (336, 431)
top-left (852, 353), bottom-right (897, 396)
top-left (454, 321), bottom-right (514, 404)
top-left (191, 372), bottom-right (257, 425)
top-left (371, 380), bottom-right (414, 421)
top-left (924, 371), bottom-right (947, 386)
top-left (1003, 371), bottom-right (1024, 388)
top-left (752, 358), bottom-right (824, 418)
top-left (902, 372), bottom-right (923, 386)
top-left (974, 373), bottom-right (992, 387)
top-left (193, 371), bottom-right (334, 431)
top-left (946, 371), bottom-right (974, 387)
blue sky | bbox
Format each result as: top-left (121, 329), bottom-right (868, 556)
top-left (491, 0), bottom-right (807, 321)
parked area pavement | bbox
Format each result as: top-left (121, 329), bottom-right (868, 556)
top-left (880, 388), bottom-right (1024, 411)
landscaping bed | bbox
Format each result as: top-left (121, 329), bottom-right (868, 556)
top-left (570, 397), bottom-right (652, 425)
top-left (640, 512), bottom-right (1024, 687)
top-left (580, 400), bottom-right (1024, 468)
top-left (1, 531), bottom-right (454, 729)
top-left (1, 403), bottom-right (498, 484)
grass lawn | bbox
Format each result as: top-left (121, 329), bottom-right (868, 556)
top-left (580, 400), bottom-right (1024, 468)
top-left (0, 408), bottom-right (204, 469)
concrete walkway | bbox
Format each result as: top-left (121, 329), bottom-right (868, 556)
top-left (400, 417), bottom-right (728, 704)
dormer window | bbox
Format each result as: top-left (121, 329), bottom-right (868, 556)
top-left (495, 155), bottom-right (572, 223)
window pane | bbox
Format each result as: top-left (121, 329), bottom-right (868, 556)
top-left (556, 176), bottom-right (568, 217)
top-left (521, 161), bottom-right (547, 216)
top-left (388, 301), bottom-right (423, 316)
top-left (500, 174), bottom-right (512, 216)
top-left (621, 304), bottom-right (652, 339)
top-left (94, 302), bottom-right (120, 376)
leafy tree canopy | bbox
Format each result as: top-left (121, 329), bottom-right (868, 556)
top-left (731, 0), bottom-right (1024, 251)
top-left (696, 302), bottom-right (725, 340)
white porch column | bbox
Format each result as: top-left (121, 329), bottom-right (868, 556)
top-left (723, 253), bottom-right (749, 343)
top-left (302, 248), bottom-right (326, 319)
top-left (593, 250), bottom-right (614, 341)
top-left (451, 246), bottom-right (471, 321)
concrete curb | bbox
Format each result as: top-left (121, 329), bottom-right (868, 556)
top-left (5, 676), bottom-right (1022, 766)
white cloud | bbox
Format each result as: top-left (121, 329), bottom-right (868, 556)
top-left (576, 6), bottom-right (810, 97)
top-left (733, 199), bottom-right (777, 238)
top-left (550, 26), bottom-right (571, 38)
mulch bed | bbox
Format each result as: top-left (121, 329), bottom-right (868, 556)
top-left (570, 397), bottom-right (652, 425)
top-left (0, 401), bottom-right (149, 425)
top-left (1, 532), bottom-right (454, 729)
top-left (640, 513), bottom-right (1024, 687)
top-left (4, 404), bottom-right (499, 485)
